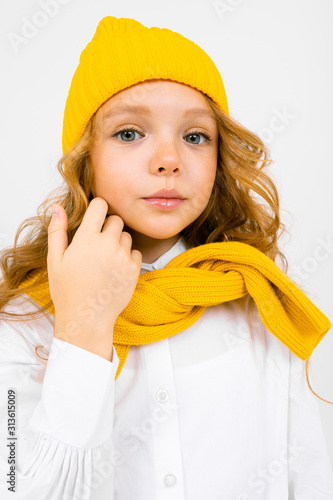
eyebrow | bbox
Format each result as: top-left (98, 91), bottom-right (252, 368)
top-left (102, 105), bottom-right (215, 122)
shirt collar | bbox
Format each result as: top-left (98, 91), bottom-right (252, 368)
top-left (140, 236), bottom-right (189, 274)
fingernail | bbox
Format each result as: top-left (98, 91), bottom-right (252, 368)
top-left (52, 204), bottom-right (60, 217)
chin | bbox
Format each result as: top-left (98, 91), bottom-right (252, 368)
top-left (128, 226), bottom-right (181, 240)
top-left (143, 231), bottom-right (180, 240)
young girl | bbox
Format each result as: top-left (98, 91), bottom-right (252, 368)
top-left (0, 15), bottom-right (332, 500)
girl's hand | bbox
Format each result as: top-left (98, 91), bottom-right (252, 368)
top-left (47, 197), bottom-right (142, 354)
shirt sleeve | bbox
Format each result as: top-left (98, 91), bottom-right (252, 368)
top-left (287, 353), bottom-right (333, 499)
top-left (0, 318), bottom-right (120, 500)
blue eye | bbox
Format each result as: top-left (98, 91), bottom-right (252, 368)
top-left (112, 127), bottom-right (142, 142)
top-left (111, 127), bottom-right (212, 144)
top-left (185, 131), bottom-right (211, 144)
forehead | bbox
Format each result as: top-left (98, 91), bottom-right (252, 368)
top-left (111, 78), bottom-right (208, 101)
top-left (98, 79), bottom-right (216, 121)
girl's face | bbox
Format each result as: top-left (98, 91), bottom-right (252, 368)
top-left (90, 79), bottom-right (218, 251)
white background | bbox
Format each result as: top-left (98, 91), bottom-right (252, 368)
top-left (1, 0), bottom-right (333, 467)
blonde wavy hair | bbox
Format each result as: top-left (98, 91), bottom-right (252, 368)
top-left (0, 92), bottom-right (331, 405)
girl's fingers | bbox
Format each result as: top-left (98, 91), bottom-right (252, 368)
top-left (77, 197), bottom-right (121, 235)
top-left (101, 212), bottom-right (125, 238)
top-left (47, 204), bottom-right (68, 268)
top-left (131, 249), bottom-right (143, 267)
top-left (119, 231), bottom-right (133, 248)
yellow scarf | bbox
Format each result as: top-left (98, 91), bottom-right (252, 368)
top-left (20, 241), bottom-right (331, 380)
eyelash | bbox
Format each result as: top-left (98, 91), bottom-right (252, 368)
top-left (111, 126), bottom-right (212, 143)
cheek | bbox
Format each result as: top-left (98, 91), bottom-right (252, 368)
top-left (91, 158), bottom-right (138, 203)
top-left (91, 149), bottom-right (118, 188)
top-left (197, 164), bottom-right (217, 199)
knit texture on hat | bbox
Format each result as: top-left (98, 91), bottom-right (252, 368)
top-left (20, 241), bottom-right (331, 381)
top-left (62, 16), bottom-right (229, 155)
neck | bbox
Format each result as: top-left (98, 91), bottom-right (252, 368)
top-left (123, 227), bottom-right (180, 264)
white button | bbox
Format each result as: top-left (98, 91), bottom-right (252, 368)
top-left (156, 389), bottom-right (169, 403)
top-left (164, 474), bottom-right (176, 487)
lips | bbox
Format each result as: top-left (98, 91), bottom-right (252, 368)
top-left (143, 188), bottom-right (185, 200)
top-left (142, 198), bottom-right (185, 210)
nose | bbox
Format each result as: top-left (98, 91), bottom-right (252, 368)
top-left (150, 141), bottom-right (183, 176)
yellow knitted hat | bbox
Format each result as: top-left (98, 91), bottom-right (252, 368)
top-left (62, 16), bottom-right (229, 155)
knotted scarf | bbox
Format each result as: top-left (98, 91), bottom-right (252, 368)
top-left (19, 241), bottom-right (331, 380)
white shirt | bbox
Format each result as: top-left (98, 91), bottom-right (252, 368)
top-left (0, 236), bottom-right (333, 499)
